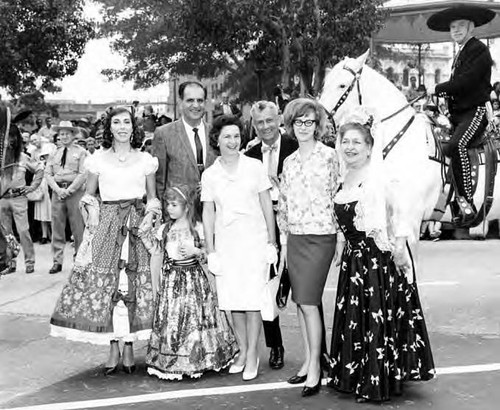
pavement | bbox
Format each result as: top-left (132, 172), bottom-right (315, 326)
top-left (0, 240), bottom-right (500, 410)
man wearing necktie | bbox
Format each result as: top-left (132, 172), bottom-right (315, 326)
top-left (153, 81), bottom-right (217, 216)
top-left (245, 101), bottom-right (298, 370)
top-left (426, 4), bottom-right (495, 223)
top-left (45, 121), bottom-right (87, 274)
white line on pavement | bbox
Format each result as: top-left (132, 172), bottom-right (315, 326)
top-left (5, 362), bottom-right (500, 410)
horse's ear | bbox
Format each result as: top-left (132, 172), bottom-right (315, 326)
top-left (355, 49), bottom-right (370, 67)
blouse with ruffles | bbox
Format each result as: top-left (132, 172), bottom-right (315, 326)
top-left (84, 149), bottom-right (158, 201)
top-left (277, 141), bottom-right (340, 241)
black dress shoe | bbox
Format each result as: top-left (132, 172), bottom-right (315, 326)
top-left (40, 238), bottom-right (49, 245)
top-left (49, 263), bottom-right (62, 274)
top-left (301, 379), bottom-right (321, 397)
top-left (269, 346), bottom-right (284, 369)
top-left (287, 374), bottom-right (307, 384)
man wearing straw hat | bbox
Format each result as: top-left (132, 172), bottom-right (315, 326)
top-left (44, 121), bottom-right (88, 274)
top-left (427, 3), bottom-right (495, 223)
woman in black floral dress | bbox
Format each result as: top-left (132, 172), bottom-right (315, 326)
top-left (328, 121), bottom-right (435, 403)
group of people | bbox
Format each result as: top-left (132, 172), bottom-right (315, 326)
top-left (6, 2), bottom-right (499, 404)
top-left (46, 77), bottom-right (435, 403)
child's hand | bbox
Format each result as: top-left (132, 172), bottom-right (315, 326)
top-left (178, 242), bottom-right (199, 259)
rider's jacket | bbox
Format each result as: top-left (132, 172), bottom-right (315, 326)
top-left (435, 37), bottom-right (492, 117)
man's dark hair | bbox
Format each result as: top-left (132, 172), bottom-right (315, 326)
top-left (178, 81), bottom-right (207, 100)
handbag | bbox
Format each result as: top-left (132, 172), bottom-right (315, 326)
top-left (261, 263), bottom-right (280, 321)
top-left (276, 267), bottom-right (291, 309)
top-left (26, 186), bottom-right (44, 202)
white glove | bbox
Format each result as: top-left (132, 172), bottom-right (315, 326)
top-left (265, 243), bottom-right (278, 265)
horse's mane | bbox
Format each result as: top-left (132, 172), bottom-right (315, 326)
top-left (0, 104), bottom-right (23, 193)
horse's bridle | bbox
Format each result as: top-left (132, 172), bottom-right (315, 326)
top-left (328, 65), bottom-right (364, 119)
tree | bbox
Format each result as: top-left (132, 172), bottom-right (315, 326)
top-left (0, 0), bottom-right (95, 96)
top-left (97, 0), bottom-right (386, 99)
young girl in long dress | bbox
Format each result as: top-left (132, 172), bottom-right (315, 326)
top-left (144, 185), bottom-right (237, 380)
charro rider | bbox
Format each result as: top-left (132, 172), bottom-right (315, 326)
top-left (426, 4), bottom-right (495, 223)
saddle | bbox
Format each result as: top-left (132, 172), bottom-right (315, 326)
top-left (429, 123), bottom-right (499, 228)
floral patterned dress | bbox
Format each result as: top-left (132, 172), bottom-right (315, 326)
top-left (328, 196), bottom-right (435, 402)
top-left (146, 223), bottom-right (238, 380)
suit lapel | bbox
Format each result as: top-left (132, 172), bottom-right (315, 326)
top-left (177, 120), bottom-right (197, 169)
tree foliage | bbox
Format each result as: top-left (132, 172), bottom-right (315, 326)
top-left (0, 0), bottom-right (95, 96)
top-left (97, 0), bottom-right (386, 99)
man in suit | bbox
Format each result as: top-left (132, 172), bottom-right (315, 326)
top-left (213, 93), bottom-right (242, 119)
top-left (153, 81), bottom-right (217, 203)
top-left (245, 100), bottom-right (298, 370)
top-left (427, 4), bottom-right (495, 222)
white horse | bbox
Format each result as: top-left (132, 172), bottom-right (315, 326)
top-left (319, 51), bottom-right (500, 260)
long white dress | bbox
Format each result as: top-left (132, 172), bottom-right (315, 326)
top-left (201, 154), bottom-right (271, 311)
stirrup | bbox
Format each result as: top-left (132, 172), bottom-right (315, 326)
top-left (451, 196), bottom-right (477, 227)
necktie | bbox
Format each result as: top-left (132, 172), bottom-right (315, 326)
top-left (60, 147), bottom-right (68, 168)
top-left (262, 143), bottom-right (278, 177)
top-left (192, 127), bottom-right (203, 167)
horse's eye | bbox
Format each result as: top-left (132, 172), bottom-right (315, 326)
top-left (339, 84), bottom-right (346, 89)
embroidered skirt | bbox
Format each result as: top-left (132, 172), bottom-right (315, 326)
top-left (146, 257), bottom-right (238, 380)
top-left (50, 200), bottom-right (154, 344)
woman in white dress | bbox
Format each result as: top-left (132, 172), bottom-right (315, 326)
top-left (50, 106), bottom-right (161, 375)
top-left (202, 115), bottom-right (277, 381)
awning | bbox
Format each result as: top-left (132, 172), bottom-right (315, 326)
top-left (374, 0), bottom-right (500, 44)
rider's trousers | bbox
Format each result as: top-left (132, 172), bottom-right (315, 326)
top-left (446, 106), bottom-right (488, 202)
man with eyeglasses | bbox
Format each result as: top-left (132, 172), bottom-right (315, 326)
top-left (245, 100), bottom-right (298, 370)
top-left (153, 81), bottom-right (217, 207)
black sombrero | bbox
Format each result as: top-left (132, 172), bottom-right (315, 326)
top-left (427, 4), bottom-right (495, 32)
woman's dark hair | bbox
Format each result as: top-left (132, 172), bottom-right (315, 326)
top-left (102, 106), bottom-right (142, 149)
top-left (338, 122), bottom-right (374, 147)
top-left (208, 115), bottom-right (244, 152)
top-left (162, 184), bottom-right (201, 246)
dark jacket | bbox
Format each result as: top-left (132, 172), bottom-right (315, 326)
top-left (245, 134), bottom-right (298, 176)
top-left (435, 37), bottom-right (492, 116)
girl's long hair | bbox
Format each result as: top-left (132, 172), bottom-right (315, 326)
top-left (162, 184), bottom-right (201, 245)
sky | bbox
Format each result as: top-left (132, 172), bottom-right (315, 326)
top-left (44, 1), bottom-right (168, 104)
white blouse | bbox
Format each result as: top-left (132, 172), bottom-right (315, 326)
top-left (85, 149), bottom-right (158, 201)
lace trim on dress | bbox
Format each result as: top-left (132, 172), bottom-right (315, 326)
top-left (50, 325), bottom-right (151, 345)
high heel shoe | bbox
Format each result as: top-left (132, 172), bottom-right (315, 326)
top-left (242, 358), bottom-right (259, 381)
top-left (301, 378), bottom-right (322, 397)
top-left (123, 364), bottom-right (136, 374)
top-left (104, 340), bottom-right (120, 376)
top-left (122, 341), bottom-right (135, 375)
top-left (103, 364), bottom-right (119, 376)
top-left (228, 363), bottom-right (245, 374)
top-left (287, 374), bottom-right (307, 384)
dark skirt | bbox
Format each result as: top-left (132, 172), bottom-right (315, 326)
top-left (287, 233), bottom-right (336, 305)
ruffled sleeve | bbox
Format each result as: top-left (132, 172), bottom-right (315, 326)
top-left (84, 153), bottom-right (100, 175)
top-left (143, 153), bottom-right (159, 175)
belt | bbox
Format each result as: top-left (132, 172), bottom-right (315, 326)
top-left (56, 181), bottom-right (73, 188)
top-left (1, 188), bottom-right (24, 199)
top-left (2, 192), bottom-right (23, 199)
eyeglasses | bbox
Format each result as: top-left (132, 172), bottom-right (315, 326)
top-left (293, 119), bottom-right (316, 127)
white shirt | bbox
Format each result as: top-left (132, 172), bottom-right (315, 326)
top-left (222, 103), bottom-right (233, 115)
top-left (182, 118), bottom-right (207, 164)
top-left (84, 149), bottom-right (158, 201)
top-left (261, 136), bottom-right (281, 201)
